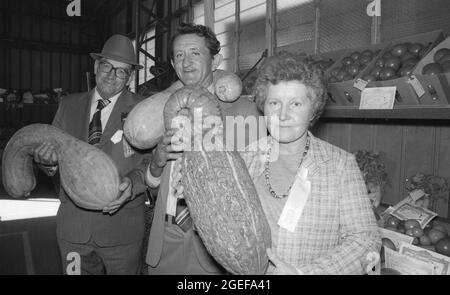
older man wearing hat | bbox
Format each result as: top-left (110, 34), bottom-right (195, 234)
top-left (33, 34), bottom-right (150, 275)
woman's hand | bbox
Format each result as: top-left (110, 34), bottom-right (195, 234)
top-left (267, 248), bottom-right (301, 275)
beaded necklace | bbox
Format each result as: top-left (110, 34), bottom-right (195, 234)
top-left (264, 134), bottom-right (310, 199)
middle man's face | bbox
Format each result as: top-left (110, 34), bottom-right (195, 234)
top-left (171, 34), bottom-right (215, 88)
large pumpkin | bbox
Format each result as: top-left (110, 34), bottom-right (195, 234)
top-left (2, 124), bottom-right (120, 210)
top-left (164, 86), bottom-right (271, 275)
top-left (123, 69), bottom-right (243, 150)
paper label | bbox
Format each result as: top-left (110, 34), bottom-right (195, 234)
top-left (360, 87), bottom-right (396, 110)
top-left (407, 75), bottom-right (425, 98)
top-left (110, 129), bottom-right (123, 144)
top-left (409, 189), bottom-right (426, 202)
top-left (384, 247), bottom-right (435, 275)
top-left (399, 242), bottom-right (450, 275)
top-left (166, 162), bottom-right (177, 217)
top-left (122, 137), bottom-right (136, 158)
top-left (391, 203), bottom-right (437, 229)
top-left (353, 78), bottom-right (369, 91)
top-left (277, 168), bottom-right (311, 232)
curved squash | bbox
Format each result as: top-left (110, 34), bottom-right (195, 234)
top-left (165, 86), bottom-right (271, 275)
top-left (124, 69), bottom-right (243, 150)
top-left (123, 91), bottom-right (168, 150)
top-left (2, 124), bottom-right (120, 210)
top-left (163, 86), bottom-right (222, 133)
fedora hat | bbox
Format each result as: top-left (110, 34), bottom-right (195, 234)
top-left (90, 34), bottom-right (143, 69)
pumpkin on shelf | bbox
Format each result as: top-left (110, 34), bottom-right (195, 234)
top-left (355, 150), bottom-right (389, 210)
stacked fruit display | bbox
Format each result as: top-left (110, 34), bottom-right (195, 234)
top-left (382, 216), bottom-right (450, 257)
top-left (421, 47), bottom-right (450, 74)
top-left (362, 42), bottom-right (429, 82)
top-left (328, 49), bottom-right (380, 83)
top-left (312, 58), bottom-right (335, 73)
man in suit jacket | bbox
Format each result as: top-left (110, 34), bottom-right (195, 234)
top-left (33, 35), bottom-right (149, 275)
top-left (144, 23), bottom-right (264, 275)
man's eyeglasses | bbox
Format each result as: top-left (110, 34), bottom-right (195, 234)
top-left (98, 61), bottom-right (131, 79)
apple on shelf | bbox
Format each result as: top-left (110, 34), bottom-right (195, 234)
top-left (328, 49), bottom-right (380, 83)
top-left (421, 47), bottom-right (450, 74)
top-left (362, 42), bottom-right (427, 82)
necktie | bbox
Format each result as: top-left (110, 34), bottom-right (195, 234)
top-left (88, 99), bottom-right (110, 147)
top-left (175, 197), bottom-right (193, 232)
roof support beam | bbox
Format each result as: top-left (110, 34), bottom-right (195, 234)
top-left (204, 0), bottom-right (215, 32)
top-left (266, 0), bottom-right (277, 56)
top-left (234, 0), bottom-right (241, 73)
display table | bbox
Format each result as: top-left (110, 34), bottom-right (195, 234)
top-left (0, 199), bottom-right (62, 275)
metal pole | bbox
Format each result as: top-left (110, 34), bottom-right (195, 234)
top-left (369, 0), bottom-right (381, 44)
top-left (234, 0), bottom-right (240, 73)
top-left (204, 0), bottom-right (215, 32)
top-left (86, 72), bottom-right (90, 92)
top-left (266, 0), bottom-right (276, 56)
top-left (314, 0), bottom-right (320, 54)
top-left (371, 15), bottom-right (381, 44)
top-left (134, 0), bottom-right (140, 92)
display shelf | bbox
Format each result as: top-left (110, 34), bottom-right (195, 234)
top-left (322, 106), bottom-right (450, 120)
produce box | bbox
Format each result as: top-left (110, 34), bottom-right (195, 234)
top-left (413, 37), bottom-right (450, 106)
top-left (308, 48), bottom-right (347, 109)
top-left (313, 48), bottom-right (348, 77)
top-left (378, 193), bottom-right (450, 267)
top-left (379, 221), bottom-right (450, 275)
top-left (361, 30), bottom-right (445, 108)
top-left (325, 43), bottom-right (388, 108)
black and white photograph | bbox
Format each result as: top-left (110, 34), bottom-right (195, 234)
top-left (1, 0), bottom-right (450, 282)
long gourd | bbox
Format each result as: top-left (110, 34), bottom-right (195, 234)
top-left (164, 86), bottom-right (271, 275)
top-left (2, 124), bottom-right (120, 210)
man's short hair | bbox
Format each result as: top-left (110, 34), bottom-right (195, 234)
top-left (170, 23), bottom-right (221, 58)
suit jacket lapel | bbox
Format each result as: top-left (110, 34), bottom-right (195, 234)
top-left (147, 161), bottom-right (172, 266)
top-left (98, 90), bottom-right (134, 149)
top-left (303, 132), bottom-right (331, 177)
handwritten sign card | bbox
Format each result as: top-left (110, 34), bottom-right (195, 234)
top-left (360, 87), bottom-right (396, 110)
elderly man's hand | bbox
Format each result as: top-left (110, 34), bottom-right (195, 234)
top-left (152, 129), bottom-right (187, 169)
top-left (33, 142), bottom-right (58, 166)
top-left (267, 248), bottom-right (301, 275)
top-left (102, 177), bottom-right (133, 215)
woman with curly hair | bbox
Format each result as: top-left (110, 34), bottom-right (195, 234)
top-left (239, 51), bottom-right (381, 275)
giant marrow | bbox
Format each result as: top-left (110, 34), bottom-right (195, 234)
top-left (2, 124), bottom-right (120, 210)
